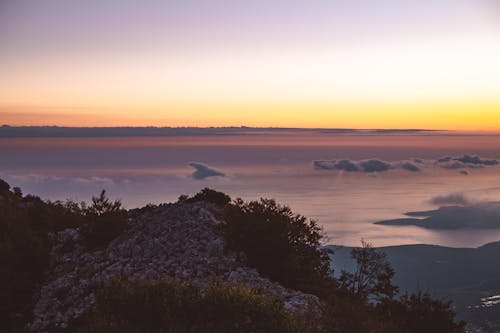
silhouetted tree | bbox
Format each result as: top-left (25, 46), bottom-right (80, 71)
top-left (81, 190), bottom-right (127, 248)
top-left (339, 240), bottom-right (397, 301)
top-left (220, 198), bottom-right (334, 295)
top-left (180, 188), bottom-right (231, 207)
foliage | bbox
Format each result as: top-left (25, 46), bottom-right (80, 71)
top-left (0, 183), bottom-right (91, 331)
top-left (179, 187), bottom-right (231, 207)
top-left (220, 198), bottom-right (334, 296)
top-left (0, 180), bottom-right (126, 331)
top-left (330, 240), bottom-right (464, 332)
top-left (338, 239), bottom-right (398, 301)
top-left (80, 190), bottom-right (127, 248)
top-left (74, 279), bottom-right (313, 333)
top-left (376, 293), bottom-right (467, 333)
top-left (0, 180), bottom-right (466, 332)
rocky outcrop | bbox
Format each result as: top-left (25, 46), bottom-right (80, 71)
top-left (29, 202), bottom-right (320, 331)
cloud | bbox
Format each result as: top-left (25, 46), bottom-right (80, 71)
top-left (188, 162), bottom-right (225, 180)
top-left (437, 156), bottom-right (452, 163)
top-left (436, 155), bottom-right (498, 169)
top-left (400, 162), bottom-right (420, 172)
top-left (454, 154), bottom-right (498, 166)
top-left (312, 154), bottom-right (498, 174)
top-left (73, 176), bottom-right (114, 185)
top-left (429, 192), bottom-right (472, 206)
top-left (439, 161), bottom-right (467, 169)
top-left (313, 158), bottom-right (414, 173)
top-left (313, 159), bottom-right (359, 171)
top-left (359, 159), bottom-right (393, 172)
top-left (334, 159), bottom-right (360, 172)
top-left (313, 160), bottom-right (337, 170)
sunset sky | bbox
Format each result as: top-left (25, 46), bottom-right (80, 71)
top-left (1, 0), bottom-right (500, 129)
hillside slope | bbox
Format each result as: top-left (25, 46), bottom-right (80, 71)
top-left (29, 202), bottom-right (319, 331)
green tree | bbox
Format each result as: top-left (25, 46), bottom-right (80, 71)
top-left (220, 198), bottom-right (334, 296)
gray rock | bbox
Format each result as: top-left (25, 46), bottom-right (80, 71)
top-left (28, 202), bottom-right (320, 331)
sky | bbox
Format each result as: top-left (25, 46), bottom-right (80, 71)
top-left (1, 0), bottom-right (500, 129)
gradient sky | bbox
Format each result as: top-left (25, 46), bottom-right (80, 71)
top-left (1, 0), bottom-right (500, 129)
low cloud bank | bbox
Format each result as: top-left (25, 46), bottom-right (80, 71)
top-left (436, 155), bottom-right (498, 169)
top-left (313, 159), bottom-right (418, 173)
top-left (429, 192), bottom-right (472, 206)
top-left (313, 154), bottom-right (498, 174)
top-left (188, 162), bottom-right (225, 180)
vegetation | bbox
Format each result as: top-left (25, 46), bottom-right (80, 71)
top-left (338, 239), bottom-right (398, 301)
top-left (178, 187), bottom-right (231, 207)
top-left (80, 190), bottom-right (127, 248)
top-left (0, 182), bottom-right (466, 332)
top-left (327, 241), bottom-right (466, 332)
top-left (0, 180), bottom-right (125, 331)
top-left (220, 198), bottom-right (334, 296)
top-left (376, 293), bottom-right (466, 333)
top-left (218, 195), bottom-right (465, 332)
top-left (74, 279), bottom-right (312, 333)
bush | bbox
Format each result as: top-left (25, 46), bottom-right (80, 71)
top-left (74, 279), bottom-right (313, 333)
top-left (0, 181), bottom-right (127, 331)
top-left (220, 198), bottom-right (334, 296)
top-left (376, 293), bottom-right (466, 333)
top-left (179, 188), bottom-right (231, 207)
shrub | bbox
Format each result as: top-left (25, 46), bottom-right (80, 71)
top-left (179, 188), bottom-right (231, 207)
top-left (376, 293), bottom-right (466, 333)
top-left (74, 279), bottom-right (313, 333)
top-left (0, 183), bottom-right (128, 331)
top-left (0, 181), bottom-right (58, 331)
top-left (220, 198), bottom-right (334, 296)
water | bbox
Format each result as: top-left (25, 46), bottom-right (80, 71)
top-left (3, 130), bottom-right (500, 247)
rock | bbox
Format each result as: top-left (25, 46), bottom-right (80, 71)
top-left (28, 202), bottom-right (320, 331)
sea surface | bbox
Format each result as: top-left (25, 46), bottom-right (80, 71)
top-left (3, 129), bottom-right (500, 247)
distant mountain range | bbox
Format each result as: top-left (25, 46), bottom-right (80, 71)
top-left (328, 241), bottom-right (500, 332)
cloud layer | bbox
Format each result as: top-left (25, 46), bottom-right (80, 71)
top-left (313, 158), bottom-right (418, 173)
top-left (436, 155), bottom-right (498, 169)
top-left (313, 154), bottom-right (498, 174)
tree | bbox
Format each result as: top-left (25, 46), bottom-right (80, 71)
top-left (220, 198), bottom-right (334, 295)
top-left (81, 190), bottom-right (127, 248)
top-left (179, 188), bottom-right (231, 207)
top-left (339, 240), bottom-right (397, 301)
